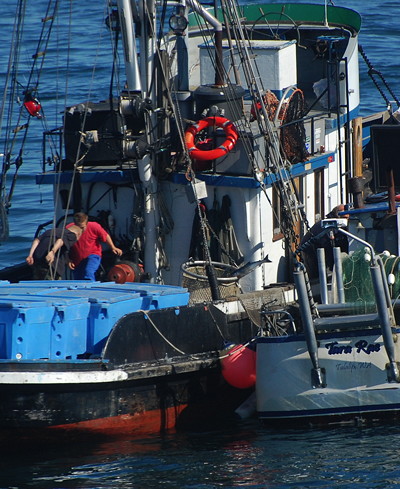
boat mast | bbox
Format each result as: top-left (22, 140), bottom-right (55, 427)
top-left (117, 0), bottom-right (141, 91)
top-left (137, 0), bottom-right (159, 283)
top-left (118, 0), bottom-right (160, 282)
top-left (186, 0), bottom-right (224, 86)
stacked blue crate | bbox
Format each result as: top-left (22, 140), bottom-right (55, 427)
top-left (16, 280), bottom-right (190, 310)
top-left (14, 280), bottom-right (190, 308)
top-left (91, 283), bottom-right (190, 309)
top-left (48, 296), bottom-right (91, 359)
top-left (39, 288), bottom-right (143, 355)
top-left (19, 280), bottom-right (99, 288)
top-left (0, 285), bottom-right (68, 295)
top-left (0, 298), bottom-right (54, 360)
top-left (0, 295), bottom-right (90, 360)
top-left (0, 281), bottom-right (190, 359)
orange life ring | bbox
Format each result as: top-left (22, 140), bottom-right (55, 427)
top-left (185, 116), bottom-right (238, 161)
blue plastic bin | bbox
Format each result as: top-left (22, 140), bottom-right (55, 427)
top-left (91, 283), bottom-right (190, 309)
top-left (0, 298), bottom-right (54, 360)
top-left (41, 288), bottom-right (143, 354)
top-left (0, 294), bottom-right (90, 360)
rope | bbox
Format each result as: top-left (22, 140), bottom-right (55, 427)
top-left (221, 0), bottom-right (306, 251)
top-left (41, 1), bottom-right (112, 277)
top-left (219, 338), bottom-right (256, 360)
top-left (0, 0), bottom-right (27, 200)
top-left (142, 283), bottom-right (250, 356)
top-left (139, 309), bottom-right (186, 354)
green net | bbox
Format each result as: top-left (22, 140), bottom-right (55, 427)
top-left (342, 249), bottom-right (400, 313)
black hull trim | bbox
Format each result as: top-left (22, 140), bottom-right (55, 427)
top-left (259, 408), bottom-right (400, 428)
top-left (0, 369), bottom-right (251, 448)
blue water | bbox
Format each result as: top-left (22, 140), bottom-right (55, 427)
top-left (1, 422), bottom-right (400, 488)
top-left (1, 0), bottom-right (400, 487)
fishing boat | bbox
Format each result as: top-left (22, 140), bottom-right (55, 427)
top-left (256, 216), bottom-right (400, 426)
top-left (0, 0), bottom-right (399, 438)
top-left (255, 79), bottom-right (400, 425)
top-left (256, 116), bottom-right (400, 426)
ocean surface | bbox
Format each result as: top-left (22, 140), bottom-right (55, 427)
top-left (2, 422), bottom-right (400, 488)
top-left (0, 0), bottom-right (400, 487)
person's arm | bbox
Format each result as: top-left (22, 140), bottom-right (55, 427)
top-left (26, 238), bottom-right (40, 265)
top-left (45, 238), bottom-right (64, 264)
top-left (105, 234), bottom-right (122, 256)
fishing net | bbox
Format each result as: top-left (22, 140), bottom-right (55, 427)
top-left (342, 249), bottom-right (400, 314)
top-left (238, 287), bottom-right (293, 328)
top-left (342, 250), bottom-right (377, 313)
top-left (181, 261), bottom-right (240, 304)
top-left (280, 89), bottom-right (309, 164)
top-left (250, 90), bottom-right (282, 122)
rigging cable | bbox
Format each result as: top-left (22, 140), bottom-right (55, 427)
top-left (0, 0), bottom-right (26, 208)
top-left (49, 1), bottom-right (111, 277)
top-left (217, 0), bottom-right (307, 252)
top-left (1, 0), bottom-right (60, 213)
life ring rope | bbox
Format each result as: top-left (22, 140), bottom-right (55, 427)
top-left (184, 116), bottom-right (238, 162)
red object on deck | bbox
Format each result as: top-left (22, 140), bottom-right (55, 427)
top-left (107, 262), bottom-right (143, 284)
top-left (107, 263), bottom-right (136, 283)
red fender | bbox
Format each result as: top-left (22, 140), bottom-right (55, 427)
top-left (221, 344), bottom-right (256, 389)
top-left (185, 116), bottom-right (238, 161)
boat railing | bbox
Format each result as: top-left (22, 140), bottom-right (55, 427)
top-left (314, 313), bottom-right (380, 331)
top-left (297, 218), bottom-right (400, 383)
top-left (42, 127), bottom-right (63, 172)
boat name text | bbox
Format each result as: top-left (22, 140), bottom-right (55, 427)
top-left (325, 340), bottom-right (380, 355)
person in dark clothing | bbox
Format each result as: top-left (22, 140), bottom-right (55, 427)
top-left (26, 225), bottom-right (82, 279)
top-left (299, 205), bottom-right (349, 279)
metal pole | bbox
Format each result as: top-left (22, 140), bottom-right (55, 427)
top-left (333, 246), bottom-right (345, 303)
top-left (317, 248), bottom-right (329, 304)
top-left (370, 264), bottom-right (399, 382)
top-left (294, 268), bottom-right (325, 387)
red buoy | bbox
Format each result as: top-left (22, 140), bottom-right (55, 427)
top-left (221, 344), bottom-right (256, 389)
top-left (24, 100), bottom-right (42, 118)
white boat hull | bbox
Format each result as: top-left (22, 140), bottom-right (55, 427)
top-left (256, 329), bottom-right (400, 424)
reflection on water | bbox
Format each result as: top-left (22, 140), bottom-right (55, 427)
top-left (2, 421), bottom-right (400, 488)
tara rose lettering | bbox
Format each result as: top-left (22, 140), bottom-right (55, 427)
top-left (325, 340), bottom-right (381, 355)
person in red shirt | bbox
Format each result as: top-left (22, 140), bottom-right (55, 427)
top-left (68, 212), bottom-right (122, 280)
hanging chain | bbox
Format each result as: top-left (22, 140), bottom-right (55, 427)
top-left (359, 44), bottom-right (400, 108)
